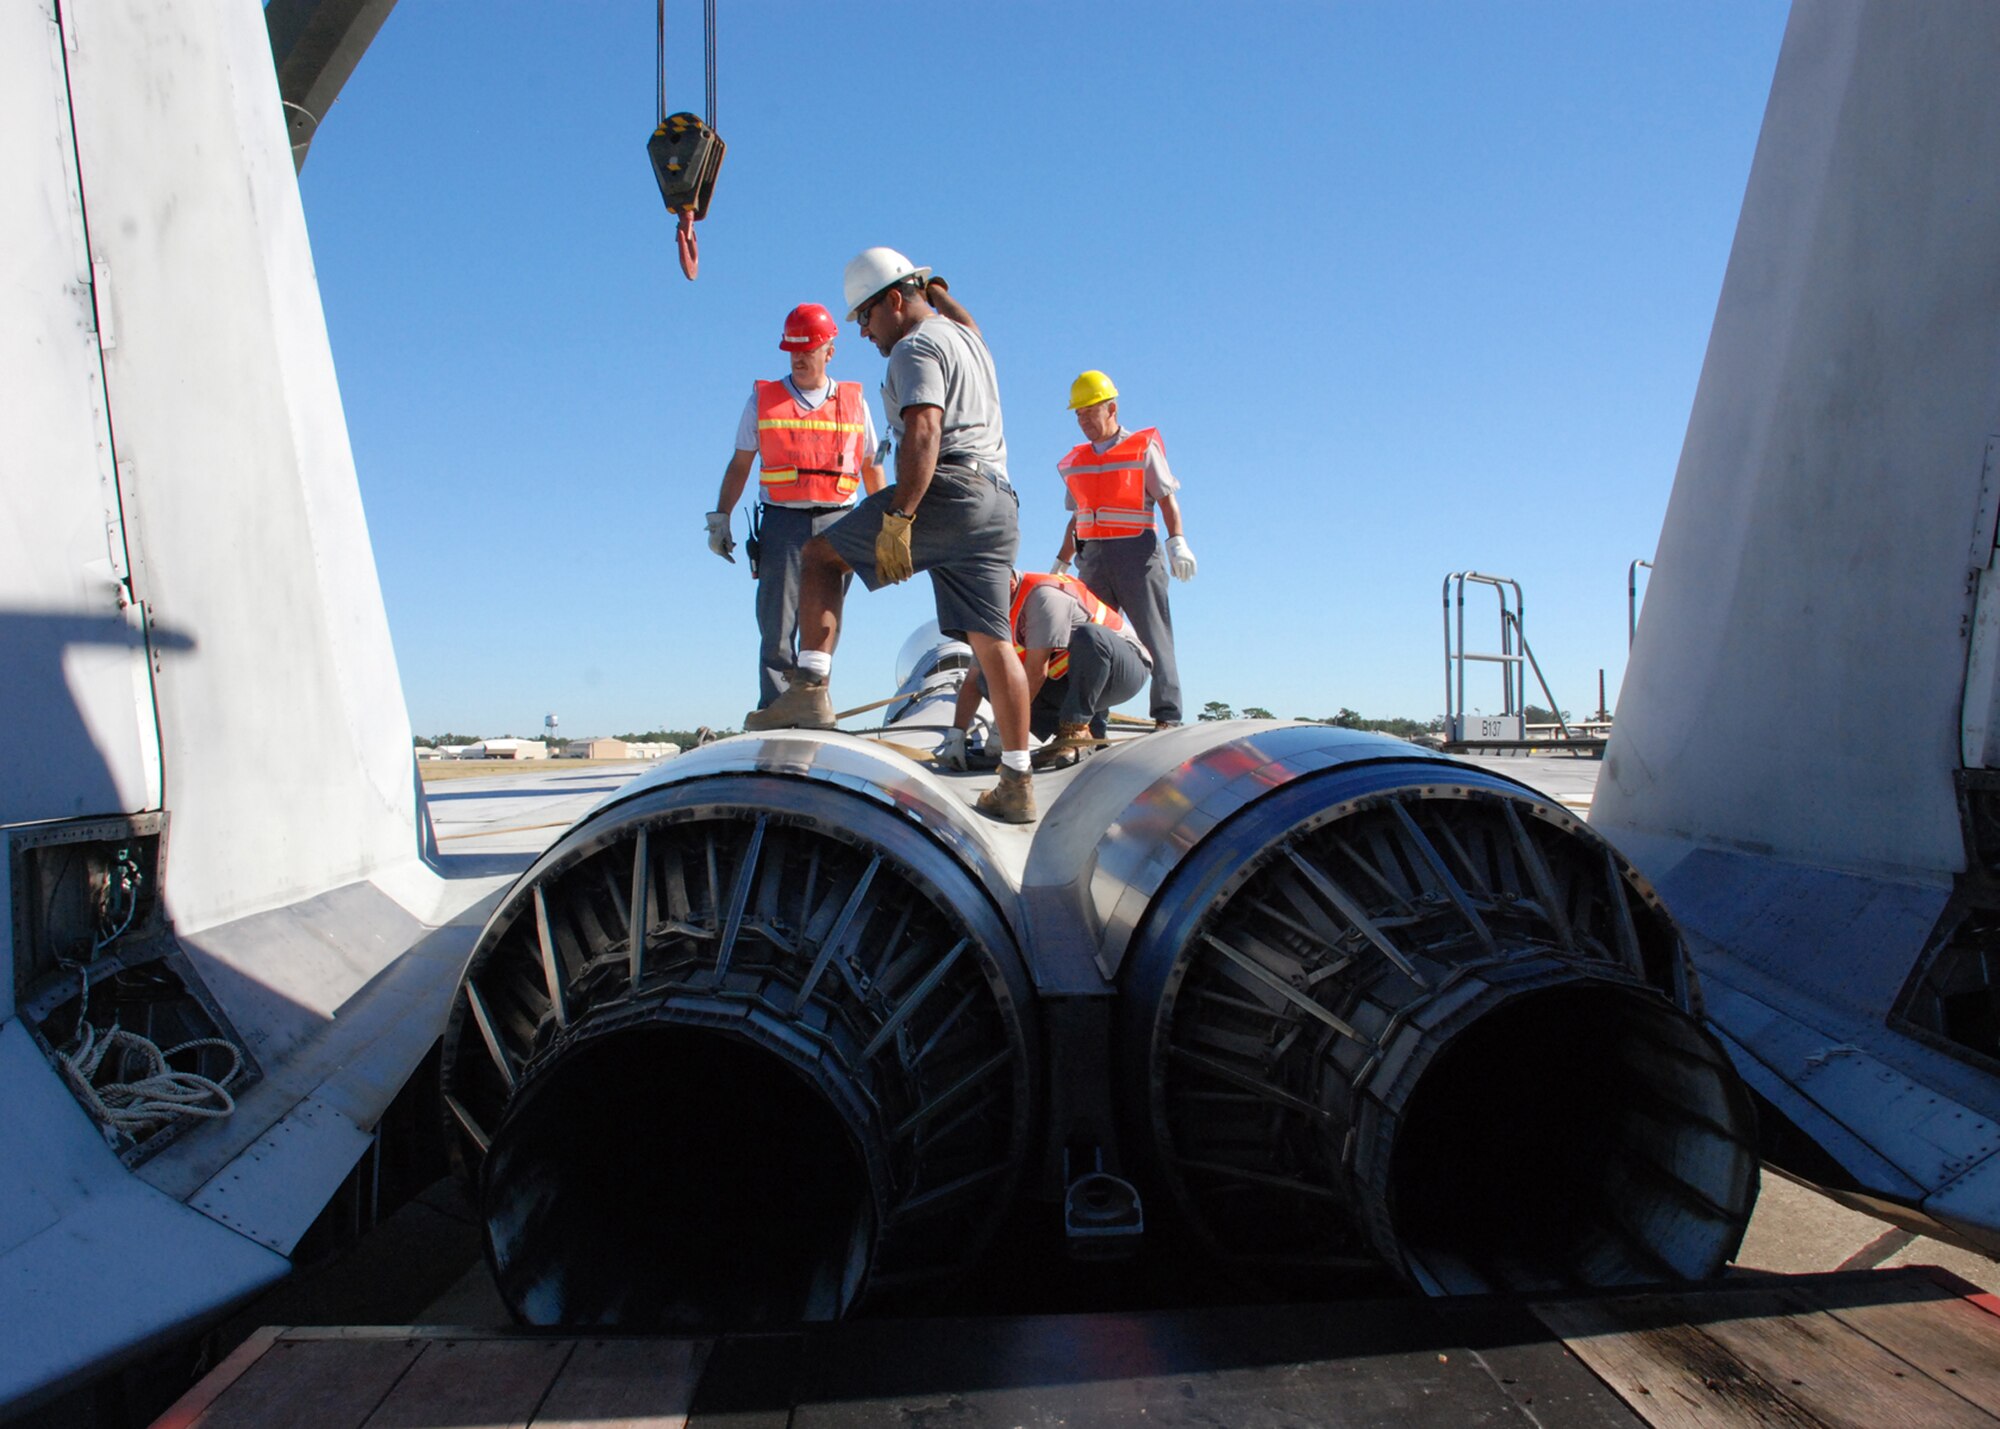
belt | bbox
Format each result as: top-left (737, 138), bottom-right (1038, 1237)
top-left (759, 499), bottom-right (848, 514)
top-left (937, 452), bottom-right (1011, 487)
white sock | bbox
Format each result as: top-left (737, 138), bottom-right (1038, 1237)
top-left (1000, 749), bottom-right (1031, 774)
top-left (796, 650), bottom-right (832, 679)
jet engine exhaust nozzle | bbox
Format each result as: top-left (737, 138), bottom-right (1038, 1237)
top-left (1119, 764), bottom-right (1759, 1296)
top-left (440, 772), bottom-right (1035, 1330)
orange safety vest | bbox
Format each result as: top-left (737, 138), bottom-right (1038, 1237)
top-left (1010, 572), bottom-right (1124, 681)
top-left (1058, 427), bottom-right (1161, 540)
top-left (756, 380), bottom-right (868, 506)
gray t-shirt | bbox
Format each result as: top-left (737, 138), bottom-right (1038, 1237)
top-left (1017, 585), bottom-right (1152, 669)
top-left (1061, 427), bottom-right (1179, 514)
top-left (882, 317), bottom-right (1008, 482)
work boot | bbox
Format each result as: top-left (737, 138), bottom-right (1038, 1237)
top-left (974, 767), bottom-right (1037, 823)
top-left (744, 671), bottom-right (835, 731)
top-left (1033, 720), bottom-right (1095, 770)
top-left (1153, 719), bottom-right (1181, 731)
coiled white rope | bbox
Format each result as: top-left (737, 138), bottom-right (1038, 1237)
top-left (47, 849), bottom-right (241, 1141)
top-left (60, 1024), bottom-right (241, 1140)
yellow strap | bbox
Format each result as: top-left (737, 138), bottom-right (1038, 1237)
top-left (1065, 459), bottom-right (1146, 475)
top-left (833, 693), bottom-right (903, 720)
top-left (865, 737), bottom-right (935, 763)
top-left (758, 418), bottom-right (864, 433)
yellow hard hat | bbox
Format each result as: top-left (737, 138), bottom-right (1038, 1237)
top-left (1067, 370), bottom-right (1119, 411)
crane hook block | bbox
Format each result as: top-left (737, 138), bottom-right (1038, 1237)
top-left (648, 112), bottom-right (725, 223)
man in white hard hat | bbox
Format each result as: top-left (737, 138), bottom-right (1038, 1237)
top-left (706, 303), bottom-right (884, 712)
top-left (745, 248), bottom-right (1038, 824)
top-left (1050, 370), bottom-right (1196, 728)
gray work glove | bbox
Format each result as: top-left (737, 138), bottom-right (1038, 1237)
top-left (705, 510), bottom-right (736, 563)
top-left (1049, 557), bottom-right (1071, 576)
top-left (1166, 534), bottom-right (1197, 581)
top-left (937, 727), bottom-right (969, 771)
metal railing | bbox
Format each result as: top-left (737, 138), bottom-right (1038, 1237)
top-left (1628, 559), bottom-right (1653, 647)
top-left (1442, 571), bottom-right (1575, 744)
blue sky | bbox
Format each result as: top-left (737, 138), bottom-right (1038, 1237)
top-left (299, 1), bottom-right (1790, 737)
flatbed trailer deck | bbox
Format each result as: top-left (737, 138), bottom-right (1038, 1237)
top-left (159, 1266), bottom-right (2000, 1428)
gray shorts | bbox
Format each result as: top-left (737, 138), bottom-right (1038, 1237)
top-left (824, 465), bottom-right (1020, 642)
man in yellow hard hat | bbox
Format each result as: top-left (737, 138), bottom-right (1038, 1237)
top-left (1051, 370), bottom-right (1195, 728)
top-left (707, 302), bottom-right (884, 712)
top-left (745, 248), bottom-right (1039, 824)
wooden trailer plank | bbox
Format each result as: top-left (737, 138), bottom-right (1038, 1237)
top-left (532, 1338), bottom-right (710, 1428)
top-left (175, 1336), bottom-right (425, 1429)
top-left (1796, 1277), bottom-right (2000, 1420)
top-left (682, 1334), bottom-right (800, 1428)
top-left (1693, 1285), bottom-right (2000, 1428)
top-left (1537, 1285), bottom-right (2000, 1429)
top-left (792, 1299), bottom-right (1613, 1429)
top-left (153, 1325), bottom-right (287, 1429)
top-left (1532, 1297), bottom-right (1825, 1429)
top-left (359, 1339), bottom-right (573, 1429)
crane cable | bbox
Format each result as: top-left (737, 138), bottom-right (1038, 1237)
top-left (658, 0), bottom-right (719, 278)
top-left (704, 0), bottom-right (718, 131)
top-left (657, 1), bottom-right (717, 131)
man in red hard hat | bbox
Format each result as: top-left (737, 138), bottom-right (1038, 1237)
top-left (707, 302), bottom-right (884, 712)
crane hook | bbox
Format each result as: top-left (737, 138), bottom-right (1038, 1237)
top-left (677, 211), bottom-right (699, 281)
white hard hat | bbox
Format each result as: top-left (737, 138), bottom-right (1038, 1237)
top-left (843, 247), bottom-right (932, 320)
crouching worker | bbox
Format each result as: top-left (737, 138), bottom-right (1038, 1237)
top-left (947, 570), bottom-right (1151, 770)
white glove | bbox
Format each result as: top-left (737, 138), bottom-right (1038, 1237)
top-left (1049, 558), bottom-right (1071, 576)
top-left (1166, 535), bottom-right (1197, 581)
top-left (705, 511), bottom-right (736, 563)
top-left (937, 727), bottom-right (969, 771)
top-left (963, 713), bottom-right (995, 763)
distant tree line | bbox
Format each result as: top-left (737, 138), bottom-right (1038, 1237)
top-left (414, 733), bottom-right (542, 746)
top-left (1194, 704), bottom-right (1446, 739)
top-left (617, 728), bottom-right (736, 747)
top-left (414, 727), bottom-right (738, 750)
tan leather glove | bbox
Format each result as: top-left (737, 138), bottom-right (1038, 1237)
top-left (876, 510), bottom-right (915, 584)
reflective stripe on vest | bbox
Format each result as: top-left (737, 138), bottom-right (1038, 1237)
top-left (756, 380), bottom-right (867, 506)
top-left (1058, 427), bottom-right (1160, 540)
top-left (1010, 572), bottom-right (1124, 680)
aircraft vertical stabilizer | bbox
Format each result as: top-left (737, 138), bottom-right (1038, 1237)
top-left (1594, 0), bottom-right (2000, 1251)
top-left (1, 2), bottom-right (492, 1410)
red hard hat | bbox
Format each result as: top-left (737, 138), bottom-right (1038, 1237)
top-left (780, 303), bottom-right (838, 352)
